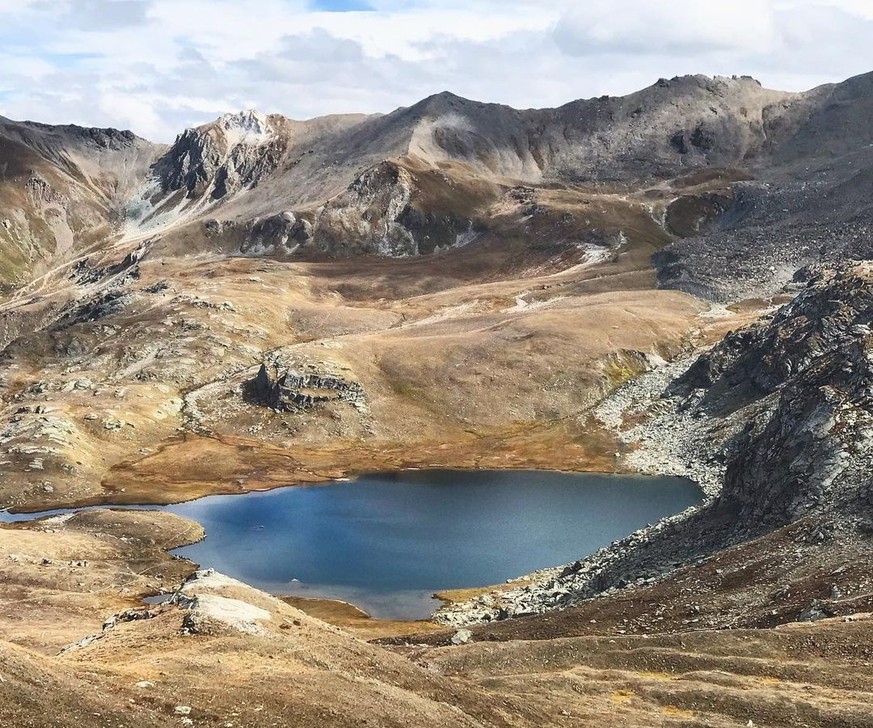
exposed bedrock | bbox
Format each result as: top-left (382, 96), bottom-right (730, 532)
top-left (605, 262), bottom-right (873, 559)
top-left (151, 111), bottom-right (288, 200)
top-left (312, 161), bottom-right (480, 257)
top-left (440, 261), bottom-right (873, 624)
top-left (239, 212), bottom-right (314, 254)
top-left (250, 360), bottom-right (364, 412)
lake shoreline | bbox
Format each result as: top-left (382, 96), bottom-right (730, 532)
top-left (3, 469), bottom-right (703, 623)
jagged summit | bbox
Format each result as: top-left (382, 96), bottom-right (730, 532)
top-left (106, 68), bottom-right (873, 265)
top-left (216, 109), bottom-right (274, 145)
top-left (653, 73), bottom-right (763, 88)
top-left (138, 108), bottom-right (290, 208)
top-left (171, 109), bottom-right (280, 148)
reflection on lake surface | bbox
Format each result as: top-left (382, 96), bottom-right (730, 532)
top-left (167, 470), bottom-right (702, 619)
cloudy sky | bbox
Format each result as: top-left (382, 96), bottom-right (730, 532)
top-left (1, 0), bottom-right (872, 141)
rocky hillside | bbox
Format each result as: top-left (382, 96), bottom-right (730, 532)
top-left (2, 70), bottom-right (873, 514)
top-left (654, 72), bottom-right (873, 301)
top-left (671, 262), bottom-right (873, 530)
top-left (4, 512), bottom-right (872, 728)
top-left (142, 77), bottom-right (788, 205)
top-left (439, 262), bottom-right (873, 627)
top-left (129, 75), bottom-right (809, 260)
top-left (1, 72), bottom-right (872, 292)
top-left (0, 117), bottom-right (161, 291)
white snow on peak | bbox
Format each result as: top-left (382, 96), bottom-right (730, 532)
top-left (218, 109), bottom-right (272, 146)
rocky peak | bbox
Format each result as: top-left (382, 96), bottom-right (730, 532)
top-left (215, 109), bottom-right (274, 146)
top-left (411, 91), bottom-right (476, 113)
top-left (653, 73), bottom-right (762, 91)
top-left (149, 110), bottom-right (287, 201)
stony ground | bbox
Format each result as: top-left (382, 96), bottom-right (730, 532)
top-left (0, 212), bottom-right (704, 514)
top-left (2, 509), bottom-right (872, 727)
top-left (3, 72), bottom-right (873, 727)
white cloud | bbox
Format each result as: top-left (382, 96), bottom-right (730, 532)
top-left (0, 0), bottom-right (870, 141)
top-left (0, 54), bottom-right (57, 80)
top-left (0, 0), bottom-right (40, 12)
top-left (556, 0), bottom-right (779, 55)
top-left (97, 91), bottom-right (164, 140)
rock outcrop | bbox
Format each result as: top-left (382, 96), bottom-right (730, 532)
top-left (240, 212), bottom-right (314, 255)
top-left (439, 261), bottom-right (873, 625)
top-left (151, 110), bottom-right (288, 201)
top-left (674, 262), bottom-right (873, 529)
top-left (313, 161), bottom-right (479, 256)
top-left (250, 360), bottom-right (364, 412)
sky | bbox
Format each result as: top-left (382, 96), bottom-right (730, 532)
top-left (0, 0), bottom-right (872, 142)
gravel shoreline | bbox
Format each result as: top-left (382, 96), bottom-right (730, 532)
top-left (434, 349), bottom-right (728, 627)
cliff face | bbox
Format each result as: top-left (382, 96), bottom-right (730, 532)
top-left (681, 263), bottom-right (873, 529)
top-left (312, 161), bottom-right (481, 257)
top-left (671, 265), bottom-right (873, 411)
top-left (150, 111), bottom-right (289, 201)
top-left (250, 360), bottom-right (364, 412)
top-left (620, 262), bottom-right (873, 542)
top-left (440, 262), bottom-right (873, 626)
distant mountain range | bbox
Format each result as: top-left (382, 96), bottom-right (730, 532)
top-left (2, 71), bottom-right (872, 297)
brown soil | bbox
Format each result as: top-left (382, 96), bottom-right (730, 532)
top-left (281, 596), bottom-right (445, 640)
top-left (2, 509), bottom-right (871, 727)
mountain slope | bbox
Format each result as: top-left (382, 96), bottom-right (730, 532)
top-left (654, 72), bottom-right (873, 300)
top-left (108, 72), bottom-right (873, 287)
top-left (3, 72), bottom-right (873, 728)
top-left (0, 117), bottom-right (161, 292)
top-left (143, 74), bottom-right (802, 212)
top-left (2, 72), bottom-right (872, 287)
top-left (3, 71), bottom-right (873, 511)
top-left (438, 262), bottom-right (873, 630)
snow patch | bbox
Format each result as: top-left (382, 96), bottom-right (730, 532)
top-left (218, 110), bottom-right (273, 147)
top-left (39, 513), bottom-right (76, 527)
top-left (504, 294), bottom-right (568, 313)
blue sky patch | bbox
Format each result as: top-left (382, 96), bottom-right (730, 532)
top-left (309, 0), bottom-right (373, 11)
top-left (44, 51), bottom-right (104, 67)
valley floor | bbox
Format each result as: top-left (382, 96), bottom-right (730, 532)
top-left (0, 217), bottom-right (868, 728)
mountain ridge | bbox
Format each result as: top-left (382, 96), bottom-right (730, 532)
top-left (0, 69), bottom-right (871, 299)
top-left (103, 73), bottom-right (857, 264)
top-left (2, 70), bottom-right (873, 728)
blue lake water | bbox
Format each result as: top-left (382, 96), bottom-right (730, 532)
top-left (1, 470), bottom-right (702, 620)
top-left (169, 469), bottom-right (701, 618)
